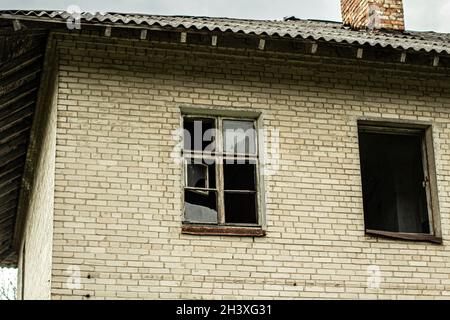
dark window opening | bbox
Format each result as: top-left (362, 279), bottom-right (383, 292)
top-left (225, 192), bottom-right (257, 224)
top-left (223, 160), bottom-right (256, 191)
top-left (358, 124), bottom-right (435, 237)
top-left (223, 159), bottom-right (258, 224)
top-left (183, 117), bottom-right (216, 152)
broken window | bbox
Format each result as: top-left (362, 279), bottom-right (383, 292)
top-left (184, 158), bottom-right (218, 223)
top-left (182, 115), bottom-right (261, 234)
top-left (358, 121), bottom-right (441, 243)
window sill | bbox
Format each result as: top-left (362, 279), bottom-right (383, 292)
top-left (182, 224), bottom-right (266, 237)
top-left (366, 229), bottom-right (442, 244)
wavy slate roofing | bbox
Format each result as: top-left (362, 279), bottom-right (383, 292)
top-left (0, 10), bottom-right (450, 55)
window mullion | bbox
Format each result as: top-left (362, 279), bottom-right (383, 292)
top-left (217, 118), bottom-right (225, 224)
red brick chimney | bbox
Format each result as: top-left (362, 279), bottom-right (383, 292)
top-left (341, 0), bottom-right (405, 31)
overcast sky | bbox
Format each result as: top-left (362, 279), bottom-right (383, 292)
top-left (0, 0), bottom-right (449, 32)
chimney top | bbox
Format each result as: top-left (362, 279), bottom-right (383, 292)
top-left (341, 0), bottom-right (405, 31)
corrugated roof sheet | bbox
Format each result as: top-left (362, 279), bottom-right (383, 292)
top-left (1, 10), bottom-right (450, 55)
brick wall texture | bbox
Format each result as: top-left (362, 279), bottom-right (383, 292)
top-left (50, 33), bottom-right (450, 299)
top-left (18, 70), bottom-right (57, 300)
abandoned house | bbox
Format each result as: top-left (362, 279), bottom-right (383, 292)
top-left (1, 0), bottom-right (450, 299)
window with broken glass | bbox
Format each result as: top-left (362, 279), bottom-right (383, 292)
top-left (182, 115), bottom-right (263, 236)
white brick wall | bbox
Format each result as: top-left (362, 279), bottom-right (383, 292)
top-left (51, 33), bottom-right (450, 299)
top-left (18, 70), bottom-right (57, 300)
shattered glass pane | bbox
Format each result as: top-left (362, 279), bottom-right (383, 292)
top-left (184, 190), bottom-right (218, 224)
top-left (187, 164), bottom-right (208, 188)
top-left (186, 159), bottom-right (216, 189)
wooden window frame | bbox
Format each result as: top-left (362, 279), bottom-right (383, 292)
top-left (181, 114), bottom-right (265, 236)
top-left (358, 120), bottom-right (442, 244)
